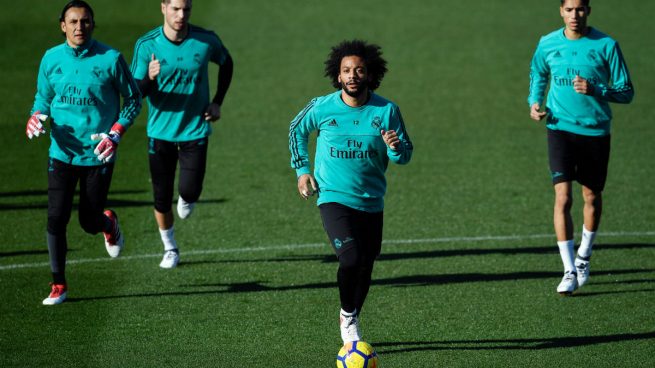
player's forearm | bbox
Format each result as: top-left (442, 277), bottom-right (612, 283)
top-left (136, 78), bottom-right (156, 98)
top-left (388, 140), bottom-right (413, 165)
top-left (528, 74), bottom-right (548, 106)
top-left (33, 80), bottom-right (54, 115)
top-left (117, 94), bottom-right (142, 129)
top-left (212, 54), bottom-right (233, 106)
top-left (595, 83), bottom-right (634, 104)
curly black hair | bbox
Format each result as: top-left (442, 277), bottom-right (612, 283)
top-left (324, 40), bottom-right (388, 91)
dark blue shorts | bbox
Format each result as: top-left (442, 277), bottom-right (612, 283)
top-left (547, 129), bottom-right (611, 192)
top-left (148, 137), bottom-right (208, 213)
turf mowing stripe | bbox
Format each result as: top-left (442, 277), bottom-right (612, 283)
top-left (2, 231), bottom-right (654, 271)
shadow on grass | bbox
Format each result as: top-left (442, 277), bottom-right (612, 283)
top-left (189, 243), bottom-right (655, 265)
top-left (571, 288), bottom-right (655, 298)
top-left (0, 189), bottom-right (147, 198)
top-left (590, 278), bottom-right (655, 285)
top-left (373, 331), bottom-right (655, 353)
top-left (0, 249), bottom-right (49, 258)
top-left (0, 194), bottom-right (226, 210)
top-left (65, 268), bottom-right (653, 303)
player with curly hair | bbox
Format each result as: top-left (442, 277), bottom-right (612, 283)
top-left (289, 39), bottom-right (413, 344)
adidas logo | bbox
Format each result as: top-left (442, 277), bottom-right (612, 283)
top-left (160, 58), bottom-right (168, 66)
top-left (55, 67), bottom-right (63, 74)
top-left (553, 51), bottom-right (562, 58)
top-left (328, 119), bottom-right (338, 127)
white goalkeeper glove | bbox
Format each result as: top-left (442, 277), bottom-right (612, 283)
top-left (91, 123), bottom-right (125, 163)
top-left (26, 111), bottom-right (48, 139)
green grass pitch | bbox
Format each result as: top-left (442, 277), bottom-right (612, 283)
top-left (1, 0), bottom-right (654, 367)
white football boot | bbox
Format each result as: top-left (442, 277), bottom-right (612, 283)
top-left (159, 250), bottom-right (180, 269)
top-left (575, 256), bottom-right (590, 287)
top-left (557, 271), bottom-right (578, 295)
top-left (42, 283), bottom-right (67, 305)
top-left (103, 210), bottom-right (124, 258)
top-left (339, 309), bottom-right (362, 343)
top-left (177, 197), bottom-right (195, 219)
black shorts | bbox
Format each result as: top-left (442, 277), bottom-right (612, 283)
top-left (148, 137), bottom-right (208, 213)
top-left (547, 129), bottom-right (611, 192)
top-left (319, 202), bottom-right (383, 259)
top-left (47, 158), bottom-right (114, 235)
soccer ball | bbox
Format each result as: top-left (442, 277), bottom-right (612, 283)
top-left (336, 341), bottom-right (379, 368)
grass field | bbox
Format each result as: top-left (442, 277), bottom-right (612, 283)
top-left (1, 0), bottom-right (654, 367)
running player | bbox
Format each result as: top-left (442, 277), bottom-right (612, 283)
top-left (130, 0), bottom-right (233, 268)
top-left (528, 0), bottom-right (634, 294)
top-left (27, 0), bottom-right (142, 305)
top-left (289, 40), bottom-right (413, 343)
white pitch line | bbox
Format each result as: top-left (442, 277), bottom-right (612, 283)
top-left (2, 231), bottom-right (654, 271)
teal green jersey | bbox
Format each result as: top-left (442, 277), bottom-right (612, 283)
top-left (528, 28), bottom-right (634, 136)
top-left (131, 25), bottom-right (230, 142)
top-left (289, 91), bottom-right (413, 212)
top-left (30, 40), bottom-right (141, 166)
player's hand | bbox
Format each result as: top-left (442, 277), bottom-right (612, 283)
top-left (297, 174), bottom-right (318, 200)
top-left (26, 111), bottom-right (48, 139)
top-left (148, 53), bottom-right (161, 81)
top-left (204, 103), bottom-right (221, 122)
top-left (91, 123), bottom-right (125, 163)
top-left (573, 75), bottom-right (593, 95)
top-left (530, 103), bottom-right (547, 121)
top-left (381, 129), bottom-right (400, 150)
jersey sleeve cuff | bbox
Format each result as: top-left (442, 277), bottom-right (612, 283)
top-left (295, 166), bottom-right (311, 177)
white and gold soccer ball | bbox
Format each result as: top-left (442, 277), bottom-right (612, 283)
top-left (336, 341), bottom-right (379, 368)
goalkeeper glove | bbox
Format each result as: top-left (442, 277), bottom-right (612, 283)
top-left (26, 111), bottom-right (48, 139)
top-left (91, 123), bottom-right (126, 163)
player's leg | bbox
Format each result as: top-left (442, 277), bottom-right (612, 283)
top-left (149, 138), bottom-right (180, 268)
top-left (319, 202), bottom-right (363, 343)
top-left (78, 163), bottom-right (122, 257)
top-left (43, 159), bottom-right (78, 305)
top-left (548, 129), bottom-right (578, 294)
top-left (352, 210), bottom-right (383, 314)
top-left (176, 137), bottom-right (208, 219)
top-left (575, 134), bottom-right (611, 286)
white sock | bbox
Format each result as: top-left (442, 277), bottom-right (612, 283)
top-left (340, 308), bottom-right (358, 317)
top-left (557, 240), bottom-right (575, 273)
top-left (577, 225), bottom-right (596, 259)
top-left (159, 227), bottom-right (178, 252)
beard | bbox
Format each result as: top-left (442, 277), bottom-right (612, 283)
top-left (340, 80), bottom-right (368, 98)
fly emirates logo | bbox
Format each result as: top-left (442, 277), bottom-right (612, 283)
top-left (330, 139), bottom-right (379, 159)
top-left (57, 86), bottom-right (98, 106)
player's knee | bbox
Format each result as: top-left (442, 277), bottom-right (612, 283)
top-left (338, 247), bottom-right (363, 270)
top-left (79, 215), bottom-right (102, 235)
top-left (582, 187), bottom-right (602, 206)
top-left (178, 185), bottom-right (201, 204)
top-left (47, 215), bottom-right (69, 235)
top-left (554, 192), bottom-right (572, 211)
top-left (154, 195), bottom-right (172, 213)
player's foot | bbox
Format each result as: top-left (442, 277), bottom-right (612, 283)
top-left (42, 283), bottom-right (67, 305)
top-left (177, 197), bottom-right (195, 219)
top-left (159, 249), bottom-right (180, 269)
top-left (103, 209), bottom-right (124, 258)
top-left (575, 256), bottom-right (590, 287)
top-left (557, 271), bottom-right (578, 295)
top-left (339, 309), bottom-right (362, 343)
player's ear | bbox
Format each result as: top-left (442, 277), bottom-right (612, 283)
top-left (60, 20), bottom-right (66, 34)
top-left (161, 2), bottom-right (166, 16)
